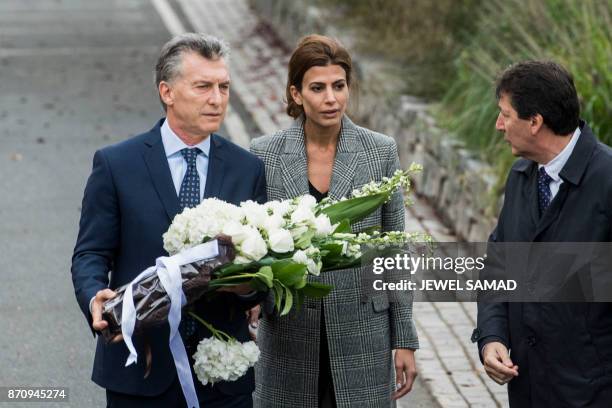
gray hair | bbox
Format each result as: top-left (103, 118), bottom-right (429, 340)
top-left (155, 33), bottom-right (230, 110)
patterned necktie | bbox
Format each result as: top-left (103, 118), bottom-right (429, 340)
top-left (178, 147), bottom-right (202, 340)
top-left (178, 148), bottom-right (202, 210)
top-left (538, 167), bottom-right (554, 214)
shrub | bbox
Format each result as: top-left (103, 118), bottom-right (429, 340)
top-left (437, 0), bottom-right (611, 191)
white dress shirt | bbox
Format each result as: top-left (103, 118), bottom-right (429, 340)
top-left (538, 126), bottom-right (581, 199)
top-left (160, 118), bottom-right (211, 200)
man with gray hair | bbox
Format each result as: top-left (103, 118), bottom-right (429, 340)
top-left (72, 33), bottom-right (266, 407)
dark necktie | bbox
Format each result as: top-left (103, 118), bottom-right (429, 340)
top-left (178, 148), bottom-right (202, 210)
top-left (538, 167), bottom-right (554, 214)
top-left (178, 147), bottom-right (201, 340)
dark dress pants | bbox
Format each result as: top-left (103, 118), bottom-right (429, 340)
top-left (318, 302), bottom-right (337, 408)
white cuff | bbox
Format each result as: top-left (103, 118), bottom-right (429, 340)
top-left (89, 296), bottom-right (96, 315)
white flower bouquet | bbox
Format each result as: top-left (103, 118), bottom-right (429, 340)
top-left (162, 163), bottom-right (426, 316)
top-left (102, 163), bottom-right (426, 394)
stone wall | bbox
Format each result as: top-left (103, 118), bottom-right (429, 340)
top-left (249, 0), bottom-right (499, 241)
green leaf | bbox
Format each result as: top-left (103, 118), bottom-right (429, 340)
top-left (332, 219), bottom-right (352, 233)
top-left (300, 282), bottom-right (333, 298)
top-left (321, 193), bottom-right (388, 224)
top-left (272, 261), bottom-right (307, 287)
top-left (280, 285), bottom-right (294, 316)
top-left (320, 241), bottom-right (344, 256)
top-left (249, 278), bottom-right (269, 292)
top-left (215, 262), bottom-right (255, 277)
top-left (255, 266), bottom-right (274, 288)
top-left (321, 257), bottom-right (361, 272)
top-left (319, 242), bottom-right (355, 268)
top-left (272, 280), bottom-right (283, 312)
top-left (294, 272), bottom-right (308, 289)
top-left (257, 256), bottom-right (276, 266)
top-left (295, 229), bottom-right (315, 249)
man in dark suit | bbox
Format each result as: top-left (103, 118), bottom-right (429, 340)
top-left (472, 60), bottom-right (612, 407)
top-left (71, 33), bottom-right (266, 408)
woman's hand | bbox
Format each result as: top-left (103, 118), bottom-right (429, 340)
top-left (392, 348), bottom-right (417, 400)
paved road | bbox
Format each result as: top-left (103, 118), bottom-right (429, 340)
top-left (0, 1), bottom-right (484, 407)
top-left (0, 1), bottom-right (172, 406)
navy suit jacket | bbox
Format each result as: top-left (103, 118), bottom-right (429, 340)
top-left (71, 119), bottom-right (266, 397)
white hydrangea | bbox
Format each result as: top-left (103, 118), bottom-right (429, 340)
top-left (193, 337), bottom-right (260, 386)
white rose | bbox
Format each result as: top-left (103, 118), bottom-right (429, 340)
top-left (291, 205), bottom-right (316, 225)
top-left (292, 250), bottom-right (308, 265)
top-left (314, 214), bottom-right (333, 237)
top-left (269, 200), bottom-right (292, 216)
top-left (240, 229), bottom-right (268, 261)
top-left (298, 194), bottom-right (317, 209)
top-left (267, 228), bottom-right (294, 253)
top-left (222, 221), bottom-right (252, 244)
top-left (240, 200), bottom-right (268, 228)
top-left (234, 255), bottom-right (252, 264)
top-left (263, 214), bottom-right (285, 232)
top-left (290, 224), bottom-right (310, 240)
top-left (306, 258), bottom-right (321, 276)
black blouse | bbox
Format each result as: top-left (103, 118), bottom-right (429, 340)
top-left (308, 181), bottom-right (328, 203)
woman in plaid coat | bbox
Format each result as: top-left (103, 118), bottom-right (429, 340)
top-left (250, 35), bottom-right (419, 408)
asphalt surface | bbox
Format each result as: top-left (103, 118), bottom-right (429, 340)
top-left (1, 1), bottom-right (172, 406)
top-left (0, 1), bottom-right (438, 407)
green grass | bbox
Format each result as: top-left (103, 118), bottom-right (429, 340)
top-left (318, 0), bottom-right (611, 194)
top-left (317, 0), bottom-right (481, 99)
top-left (436, 0), bottom-right (612, 192)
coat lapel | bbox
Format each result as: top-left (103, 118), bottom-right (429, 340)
top-left (280, 120), bottom-right (309, 198)
top-left (204, 134), bottom-right (227, 199)
top-left (280, 116), bottom-right (363, 200)
top-left (527, 166), bottom-right (541, 229)
top-left (328, 116), bottom-right (362, 200)
top-left (533, 121), bottom-right (597, 240)
top-left (142, 121), bottom-right (181, 222)
top-left (534, 183), bottom-right (569, 239)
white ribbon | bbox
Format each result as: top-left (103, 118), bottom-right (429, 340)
top-left (120, 240), bottom-right (220, 408)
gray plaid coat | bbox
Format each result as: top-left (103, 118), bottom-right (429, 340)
top-left (249, 116), bottom-right (419, 407)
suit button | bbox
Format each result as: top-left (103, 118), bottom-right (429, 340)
top-left (527, 336), bottom-right (537, 346)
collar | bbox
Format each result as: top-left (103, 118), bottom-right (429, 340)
top-left (160, 118), bottom-right (211, 158)
top-left (283, 114), bottom-right (362, 154)
top-left (538, 126), bottom-right (581, 181)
